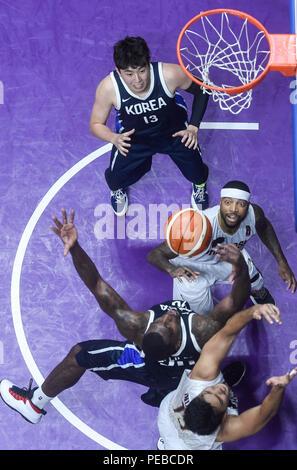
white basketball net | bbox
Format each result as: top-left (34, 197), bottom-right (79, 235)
top-left (179, 12), bottom-right (271, 114)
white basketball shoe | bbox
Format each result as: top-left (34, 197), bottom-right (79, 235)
top-left (0, 378), bottom-right (46, 424)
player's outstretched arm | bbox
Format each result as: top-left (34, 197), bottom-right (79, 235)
top-left (207, 244), bottom-right (250, 324)
top-left (253, 203), bottom-right (296, 294)
top-left (217, 367), bottom-right (297, 442)
top-left (147, 242), bottom-right (178, 274)
top-left (191, 303), bottom-right (282, 382)
top-left (51, 209), bottom-right (145, 343)
top-left (147, 241), bottom-right (200, 282)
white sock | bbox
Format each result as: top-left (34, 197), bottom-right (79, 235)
top-left (31, 387), bottom-right (53, 410)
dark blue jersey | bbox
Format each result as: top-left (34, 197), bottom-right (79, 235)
top-left (111, 62), bottom-right (188, 139)
top-left (146, 300), bottom-right (201, 371)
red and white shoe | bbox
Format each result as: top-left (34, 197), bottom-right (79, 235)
top-left (0, 378), bottom-right (46, 424)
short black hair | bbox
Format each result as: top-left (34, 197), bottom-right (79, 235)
top-left (113, 36), bottom-right (150, 70)
top-left (184, 396), bottom-right (225, 435)
top-left (142, 331), bottom-right (172, 361)
top-left (222, 180), bottom-right (250, 193)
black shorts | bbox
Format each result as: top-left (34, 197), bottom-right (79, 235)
top-left (104, 133), bottom-right (208, 191)
top-left (75, 339), bottom-right (184, 391)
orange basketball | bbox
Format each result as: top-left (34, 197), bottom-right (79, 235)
top-left (164, 208), bottom-right (212, 257)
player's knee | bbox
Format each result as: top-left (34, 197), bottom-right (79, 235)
top-left (66, 344), bottom-right (83, 367)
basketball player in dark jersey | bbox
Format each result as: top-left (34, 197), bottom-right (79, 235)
top-left (0, 209), bottom-right (250, 423)
top-left (90, 36), bottom-right (209, 216)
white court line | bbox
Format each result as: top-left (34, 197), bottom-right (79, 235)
top-left (200, 122), bottom-right (259, 130)
top-left (10, 143), bottom-right (128, 450)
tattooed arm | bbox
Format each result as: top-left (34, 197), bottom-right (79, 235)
top-left (51, 209), bottom-right (148, 344)
top-left (69, 242), bottom-right (148, 343)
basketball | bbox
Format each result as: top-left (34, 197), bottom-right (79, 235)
top-left (164, 208), bottom-right (212, 257)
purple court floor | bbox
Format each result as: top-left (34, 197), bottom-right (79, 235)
top-left (0, 0), bottom-right (297, 452)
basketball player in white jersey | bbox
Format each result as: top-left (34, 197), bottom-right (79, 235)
top-left (157, 302), bottom-right (297, 450)
top-left (147, 180), bottom-right (296, 315)
top-left (89, 36), bottom-right (209, 216)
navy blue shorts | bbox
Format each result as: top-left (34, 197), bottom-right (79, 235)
top-left (75, 339), bottom-right (184, 391)
top-left (104, 133), bottom-right (208, 191)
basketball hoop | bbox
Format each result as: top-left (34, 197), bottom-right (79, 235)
top-left (177, 9), bottom-right (297, 114)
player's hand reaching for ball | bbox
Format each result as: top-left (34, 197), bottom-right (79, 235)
top-left (214, 243), bottom-right (246, 283)
top-left (50, 208), bottom-right (78, 256)
top-left (169, 266), bottom-right (200, 283)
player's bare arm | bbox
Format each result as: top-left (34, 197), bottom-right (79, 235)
top-left (189, 245), bottom-right (250, 350)
top-left (190, 303), bottom-right (282, 382)
top-left (162, 63), bottom-right (209, 150)
top-left (147, 242), bottom-right (177, 274)
top-left (51, 209), bottom-right (148, 343)
top-left (217, 367), bottom-right (297, 442)
top-left (253, 203), bottom-right (296, 293)
top-left (90, 76), bottom-right (135, 156)
top-left (147, 242), bottom-right (199, 282)
top-left (198, 244), bottom-right (250, 325)
top-left (162, 63), bottom-right (193, 94)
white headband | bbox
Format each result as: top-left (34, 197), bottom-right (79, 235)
top-left (221, 188), bottom-right (250, 202)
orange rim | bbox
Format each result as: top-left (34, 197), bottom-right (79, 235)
top-left (177, 8), bottom-right (273, 95)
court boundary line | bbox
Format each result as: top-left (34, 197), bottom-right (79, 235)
top-left (10, 143), bottom-right (128, 450)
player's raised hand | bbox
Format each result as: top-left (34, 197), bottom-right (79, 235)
top-left (50, 208), bottom-right (77, 256)
top-left (266, 367), bottom-right (297, 389)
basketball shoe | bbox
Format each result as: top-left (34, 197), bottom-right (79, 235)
top-left (110, 188), bottom-right (128, 216)
top-left (191, 182), bottom-right (209, 211)
top-left (250, 286), bottom-right (276, 305)
top-left (0, 378), bottom-right (46, 424)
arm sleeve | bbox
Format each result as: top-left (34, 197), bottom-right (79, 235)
top-left (185, 82), bottom-right (210, 128)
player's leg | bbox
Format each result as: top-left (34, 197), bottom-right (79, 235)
top-left (0, 338), bottom-right (155, 423)
top-left (240, 249), bottom-right (276, 305)
top-left (79, 340), bottom-right (173, 407)
top-left (168, 139), bottom-right (209, 210)
top-left (105, 144), bottom-right (152, 216)
top-left (77, 340), bottom-right (186, 408)
top-left (0, 343), bottom-right (86, 423)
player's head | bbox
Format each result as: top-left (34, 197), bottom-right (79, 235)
top-left (184, 383), bottom-right (229, 435)
top-left (113, 36), bottom-right (150, 70)
top-left (142, 309), bottom-right (182, 361)
top-left (113, 37), bottom-right (151, 94)
top-left (220, 180), bottom-right (251, 230)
